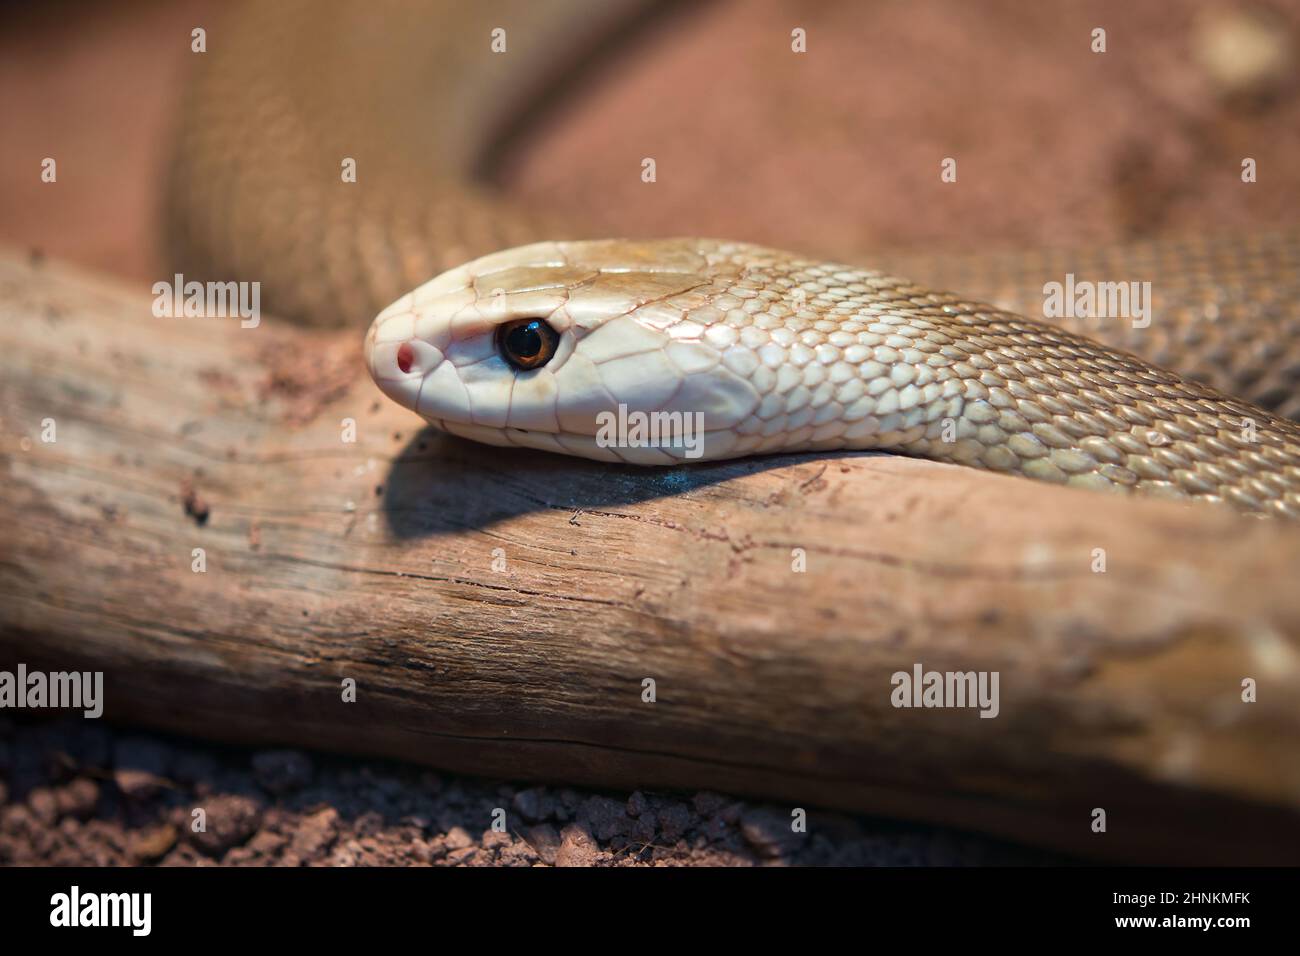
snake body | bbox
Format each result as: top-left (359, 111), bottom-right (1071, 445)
top-left (364, 238), bottom-right (1300, 517)
top-left (169, 0), bottom-right (1300, 517)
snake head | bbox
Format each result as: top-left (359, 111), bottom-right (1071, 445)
top-left (364, 239), bottom-right (761, 463)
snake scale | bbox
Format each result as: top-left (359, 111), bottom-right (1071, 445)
top-left (167, 0), bottom-right (1300, 517)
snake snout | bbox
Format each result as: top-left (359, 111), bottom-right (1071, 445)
top-left (364, 296), bottom-right (445, 414)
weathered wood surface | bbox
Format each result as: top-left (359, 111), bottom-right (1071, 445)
top-left (2, 249), bottom-right (1300, 863)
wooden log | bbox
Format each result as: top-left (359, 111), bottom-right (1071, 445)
top-left (2, 249), bottom-right (1299, 863)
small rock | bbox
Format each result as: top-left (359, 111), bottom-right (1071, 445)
top-left (497, 840), bottom-right (540, 867)
top-left (554, 824), bottom-right (598, 867)
top-left (423, 835), bottom-right (450, 861)
top-left (628, 812), bottom-right (657, 845)
top-left (524, 823), bottom-right (562, 865)
top-left (330, 839), bottom-right (364, 867)
top-left (445, 826), bottom-right (474, 850)
top-left (247, 829), bottom-right (289, 859)
top-left (657, 801), bottom-right (692, 843)
top-left (130, 824), bottom-right (178, 862)
top-left (113, 768), bottom-right (166, 800)
top-left (54, 779), bottom-right (98, 820)
top-left (408, 838), bottom-right (435, 865)
top-left (189, 795), bottom-right (262, 857)
top-left (554, 788), bottom-right (580, 821)
top-left (27, 787), bottom-right (57, 826)
top-left (579, 795), bottom-right (627, 841)
top-left (511, 786), bottom-right (553, 823)
top-left (251, 750), bottom-right (314, 795)
top-left (290, 807), bottom-right (339, 858)
top-left (446, 846), bottom-right (477, 865)
top-left (3, 804), bottom-right (35, 837)
top-left (626, 791), bottom-right (650, 818)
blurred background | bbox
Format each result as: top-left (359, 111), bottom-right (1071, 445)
top-left (2, 0), bottom-right (1298, 285)
top-left (2, 0), bottom-right (1299, 869)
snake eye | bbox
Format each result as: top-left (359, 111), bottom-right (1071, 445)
top-left (497, 317), bottom-right (559, 371)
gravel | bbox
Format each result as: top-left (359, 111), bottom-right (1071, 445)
top-left (0, 717), bottom-right (1070, 867)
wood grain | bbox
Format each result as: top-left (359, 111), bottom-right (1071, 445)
top-left (2, 250), bottom-right (1299, 863)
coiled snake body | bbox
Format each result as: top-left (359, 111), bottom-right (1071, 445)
top-left (169, 0), bottom-right (1300, 517)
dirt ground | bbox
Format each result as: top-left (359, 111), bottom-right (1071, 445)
top-left (2, 0), bottom-right (1297, 866)
top-left (0, 718), bottom-right (1064, 866)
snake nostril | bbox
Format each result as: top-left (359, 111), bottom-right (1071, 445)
top-left (396, 342), bottom-right (415, 374)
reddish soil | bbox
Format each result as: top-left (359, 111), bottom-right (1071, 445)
top-left (1, 718), bottom-right (1063, 866)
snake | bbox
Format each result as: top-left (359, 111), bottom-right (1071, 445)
top-left (167, 0), bottom-right (1300, 518)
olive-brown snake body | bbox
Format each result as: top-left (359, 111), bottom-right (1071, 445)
top-left (168, 0), bottom-right (1300, 516)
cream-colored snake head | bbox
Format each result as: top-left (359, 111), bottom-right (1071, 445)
top-left (365, 239), bottom-right (765, 464)
top-left (367, 238), bottom-right (1300, 516)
